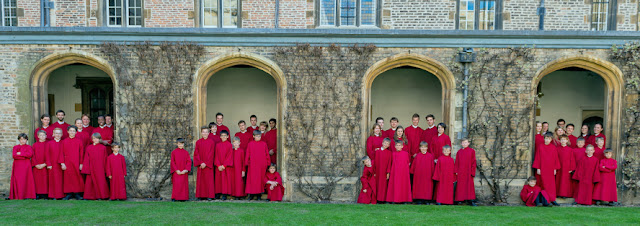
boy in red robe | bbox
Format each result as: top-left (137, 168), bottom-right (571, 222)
top-left (35, 114), bottom-right (54, 141)
top-left (47, 128), bottom-right (65, 199)
top-left (357, 156), bottom-right (376, 204)
top-left (520, 176), bottom-right (551, 207)
top-left (10, 133), bottom-right (36, 200)
top-left (247, 115), bottom-right (259, 134)
top-left (571, 137), bottom-right (587, 199)
top-left (265, 118), bottom-right (278, 164)
top-left (32, 131), bottom-right (49, 199)
top-left (81, 114), bottom-right (94, 135)
top-left (106, 142), bottom-right (127, 200)
top-left (384, 117), bottom-right (399, 139)
top-left (374, 138), bottom-right (392, 203)
top-left (215, 131), bottom-right (234, 200)
top-left (82, 133), bottom-right (110, 200)
top-left (421, 114), bottom-right (437, 148)
top-left (572, 145), bottom-right (600, 205)
top-left (593, 149), bottom-right (619, 206)
top-left (454, 138), bottom-right (477, 206)
top-left (566, 124), bottom-right (578, 148)
top-left (433, 145), bottom-right (455, 205)
top-left (404, 114), bottom-right (423, 160)
top-left (231, 137), bottom-right (246, 198)
top-left (235, 120), bottom-right (253, 151)
top-left (386, 141), bottom-right (412, 203)
top-left (245, 130), bottom-right (271, 200)
top-left (410, 142), bottom-right (434, 204)
top-left (264, 164), bottom-right (285, 202)
top-left (431, 123), bottom-right (452, 160)
top-left (92, 116), bottom-right (113, 145)
top-left (532, 133), bottom-right (560, 205)
top-left (194, 126), bottom-right (216, 200)
top-left (555, 135), bottom-right (575, 198)
top-left (171, 138), bottom-right (192, 201)
top-left (594, 137), bottom-right (606, 160)
top-left (214, 112), bottom-right (230, 138)
top-left (366, 124), bottom-right (384, 161)
top-left (52, 110), bottom-right (70, 139)
top-left (208, 123), bottom-right (222, 143)
top-left (61, 126), bottom-right (85, 200)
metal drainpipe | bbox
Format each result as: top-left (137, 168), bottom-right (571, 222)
top-left (538, 0), bottom-right (545, 30)
top-left (275, 0), bottom-right (280, 28)
top-left (458, 48), bottom-right (476, 139)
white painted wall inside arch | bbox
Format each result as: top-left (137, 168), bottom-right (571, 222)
top-left (47, 64), bottom-right (110, 123)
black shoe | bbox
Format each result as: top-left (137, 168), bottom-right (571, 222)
top-left (171, 199), bottom-right (176, 202)
top-left (221, 195), bottom-right (227, 201)
top-left (551, 201), bottom-right (559, 206)
top-left (596, 201), bottom-right (602, 205)
top-left (470, 201), bottom-right (478, 207)
top-left (62, 194), bottom-right (72, 200)
top-left (436, 203), bottom-right (442, 205)
top-left (74, 194), bottom-right (84, 200)
top-left (572, 202), bottom-right (577, 205)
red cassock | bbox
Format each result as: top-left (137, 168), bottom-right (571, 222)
top-left (454, 147), bottom-right (477, 201)
top-left (194, 138), bottom-right (216, 198)
top-left (593, 158), bottom-right (617, 202)
top-left (571, 147), bottom-right (586, 199)
top-left (217, 125), bottom-right (231, 136)
top-left (357, 165), bottom-right (377, 204)
top-left (534, 134), bottom-right (544, 148)
top-left (555, 145), bottom-right (575, 198)
top-left (404, 126), bottom-right (423, 160)
top-left (264, 171), bottom-right (285, 201)
top-left (82, 125), bottom-right (94, 135)
top-left (247, 126), bottom-right (259, 135)
top-left (384, 128), bottom-right (397, 139)
top-left (35, 126), bottom-right (54, 141)
top-left (52, 121), bottom-right (70, 139)
top-left (46, 139), bottom-right (65, 199)
top-left (10, 144), bottom-right (36, 200)
top-left (82, 143), bottom-right (110, 200)
top-left (170, 148), bottom-right (192, 201)
top-left (106, 153), bottom-right (127, 200)
top-left (410, 152), bottom-right (434, 200)
top-left (92, 126), bottom-right (114, 144)
top-left (374, 147), bottom-right (392, 202)
top-left (31, 141), bottom-right (48, 195)
top-left (588, 133), bottom-right (606, 146)
top-left (532, 143), bottom-right (560, 202)
top-left (235, 131), bottom-right (253, 152)
top-left (594, 146), bottom-right (606, 160)
top-left (62, 137), bottom-right (85, 193)
top-left (366, 135), bottom-right (384, 161)
top-left (520, 185), bottom-right (550, 207)
top-left (572, 155), bottom-right (600, 205)
top-left (390, 139), bottom-right (409, 152)
top-left (76, 129), bottom-right (92, 147)
top-left (433, 155), bottom-right (456, 205)
top-left (421, 126), bottom-right (438, 147)
top-left (231, 147), bottom-right (246, 197)
top-left (431, 134), bottom-right (452, 160)
top-left (208, 134), bottom-right (222, 144)
top-left (265, 128), bottom-right (278, 164)
top-left (568, 135), bottom-right (578, 148)
top-left (244, 141), bottom-right (271, 194)
top-left (214, 141), bottom-right (234, 195)
top-left (385, 150), bottom-right (412, 203)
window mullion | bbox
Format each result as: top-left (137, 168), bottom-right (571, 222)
top-left (474, 0), bottom-right (479, 30)
top-left (1, 3), bottom-right (4, 27)
top-left (218, 0), bottom-right (223, 28)
top-left (123, 0), bottom-right (127, 27)
top-left (356, 0), bottom-right (360, 27)
top-left (336, 0), bottom-right (340, 27)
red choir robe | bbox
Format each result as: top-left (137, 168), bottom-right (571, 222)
top-left (82, 125), bottom-right (94, 135)
top-left (374, 147), bottom-right (393, 202)
top-left (594, 146), bottom-right (606, 160)
top-left (593, 158), bottom-right (617, 202)
top-left (235, 131), bottom-right (253, 152)
top-left (588, 133), bottom-right (606, 146)
top-left (357, 165), bottom-right (377, 204)
top-left (366, 134), bottom-right (384, 161)
top-left (46, 139), bottom-right (65, 199)
top-left (405, 125), bottom-right (423, 160)
top-left (264, 171), bottom-right (285, 201)
top-left (105, 124), bottom-right (114, 132)
top-left (454, 147), bottom-right (477, 201)
top-left (208, 134), bottom-right (222, 144)
top-left (52, 121), bottom-right (70, 139)
top-left (247, 125), bottom-right (259, 135)
top-left (386, 150), bottom-right (412, 203)
top-left (390, 139), bottom-right (409, 152)
top-left (244, 140), bottom-right (271, 194)
top-left (532, 143), bottom-right (560, 202)
top-left (534, 134), bottom-right (544, 148)
top-left (106, 153), bottom-right (127, 200)
top-left (433, 155), bottom-right (456, 205)
top-left (35, 126), bottom-right (54, 141)
top-left (568, 135), bottom-right (578, 148)
top-left (194, 138), bottom-right (216, 198)
top-left (410, 152), bottom-right (434, 200)
top-left (265, 128), bottom-right (278, 164)
top-left (216, 124), bottom-right (231, 136)
top-left (431, 133), bottom-right (452, 160)
top-left (520, 184), bottom-right (550, 207)
top-left (32, 141), bottom-right (48, 195)
top-left (555, 145), bottom-right (575, 198)
top-left (10, 144), bottom-right (36, 199)
top-left (421, 125), bottom-right (438, 146)
top-left (571, 147), bottom-right (586, 199)
top-left (231, 147), bottom-right (246, 197)
top-left (384, 128), bottom-right (397, 139)
top-left (214, 141), bottom-right (234, 195)
top-left (572, 155), bottom-right (600, 205)
top-left (82, 143), bottom-right (110, 200)
top-left (93, 125), bottom-right (113, 144)
top-left (62, 136), bottom-right (85, 193)
top-left (170, 148), bottom-right (192, 201)
top-left (76, 128), bottom-right (92, 147)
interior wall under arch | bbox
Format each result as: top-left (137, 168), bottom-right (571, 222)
top-left (47, 64), bottom-right (110, 122)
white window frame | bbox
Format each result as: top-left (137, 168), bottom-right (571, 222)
top-left (318, 0), bottom-right (378, 28)
top-left (1, 0), bottom-right (18, 27)
top-left (456, 0), bottom-right (502, 30)
top-left (590, 0), bottom-right (616, 31)
top-left (106, 0), bottom-right (143, 27)
top-left (201, 0), bottom-right (240, 28)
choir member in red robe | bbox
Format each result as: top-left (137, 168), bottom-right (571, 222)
top-left (541, 122), bottom-right (549, 135)
top-left (551, 127), bottom-right (565, 147)
top-left (534, 122), bottom-right (544, 148)
top-left (105, 114), bottom-right (115, 132)
top-left (433, 145), bottom-right (455, 205)
top-left (93, 116), bottom-right (113, 145)
top-left (374, 138), bottom-right (392, 203)
top-left (386, 141), bottom-right (412, 203)
top-left (556, 119), bottom-right (566, 129)
top-left (384, 117), bottom-right (399, 139)
top-left (421, 114), bottom-right (438, 149)
top-left (455, 139), bottom-right (477, 205)
top-left (32, 131), bottom-right (49, 199)
top-left (235, 121), bottom-right (253, 152)
top-left (247, 115), bottom-right (259, 135)
top-left (215, 131), bottom-right (234, 200)
top-left (245, 130), bottom-right (271, 200)
top-left (258, 121), bottom-right (269, 138)
top-left (171, 138), bottom-right (192, 201)
top-left (74, 119), bottom-right (91, 147)
top-left (572, 145), bottom-right (600, 205)
top-left (194, 126), bottom-right (216, 200)
top-left (520, 176), bottom-right (551, 207)
top-left (47, 128), bottom-right (65, 199)
top-left (35, 114), bottom-right (54, 141)
top-left (555, 135), bottom-right (575, 198)
top-left (52, 110), bottom-right (70, 139)
top-left (390, 126), bottom-right (408, 152)
top-left (431, 123), bottom-right (452, 160)
top-left (366, 124), bottom-right (384, 161)
top-left (10, 134), bottom-right (36, 200)
top-left (61, 126), bottom-right (85, 200)
top-left (357, 156), bottom-right (376, 204)
top-left (579, 124), bottom-right (591, 146)
top-left (588, 123), bottom-right (606, 146)
top-left (106, 142), bottom-right (127, 200)
top-left (566, 124), bottom-right (578, 148)
top-left (593, 149), bottom-right (618, 205)
top-left (265, 119), bottom-right (278, 164)
top-left (594, 137), bottom-right (606, 160)
top-left (81, 114), bottom-right (94, 135)
top-left (405, 114), bottom-right (423, 161)
top-left (82, 133), bottom-right (110, 200)
top-left (214, 112), bottom-right (230, 139)
top-left (374, 117), bottom-right (385, 129)
top-left (410, 142), bottom-right (434, 204)
top-left (208, 123), bottom-right (222, 144)
top-left (231, 137), bottom-right (246, 198)
top-left (264, 164), bottom-right (285, 202)
top-left (571, 137), bottom-right (587, 199)
top-left (532, 134), bottom-right (560, 205)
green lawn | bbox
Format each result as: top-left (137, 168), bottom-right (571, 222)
top-left (0, 200), bottom-right (638, 225)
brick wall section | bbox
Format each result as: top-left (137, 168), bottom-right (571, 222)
top-left (278, 0), bottom-right (307, 28)
top-left (616, 1), bottom-right (638, 31)
top-left (242, 0), bottom-right (276, 28)
top-left (54, 0), bottom-right (88, 27)
top-left (17, 0), bottom-right (41, 27)
top-left (88, 0), bottom-right (98, 26)
top-left (382, 0), bottom-right (456, 30)
top-left (503, 0), bottom-right (539, 30)
top-left (544, 0), bottom-right (590, 31)
top-left (144, 0), bottom-right (194, 27)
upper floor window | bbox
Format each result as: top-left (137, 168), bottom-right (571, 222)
top-left (202, 0), bottom-right (239, 28)
top-left (319, 0), bottom-right (377, 27)
top-left (1, 0), bottom-right (17, 26)
top-left (591, 0), bottom-right (616, 31)
top-left (107, 0), bottom-right (143, 27)
top-left (457, 0), bottom-right (502, 30)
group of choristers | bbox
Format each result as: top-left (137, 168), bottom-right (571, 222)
top-left (357, 114), bottom-right (478, 205)
top-left (524, 119), bottom-right (618, 207)
top-left (9, 111), bottom-right (126, 200)
top-left (170, 113), bottom-right (282, 202)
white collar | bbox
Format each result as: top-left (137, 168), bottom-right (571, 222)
top-left (57, 121), bottom-right (65, 124)
top-left (412, 125), bottom-right (418, 128)
top-left (42, 125), bottom-right (49, 129)
top-left (428, 125), bottom-right (435, 129)
top-left (54, 139), bottom-right (61, 142)
top-left (83, 125), bottom-right (90, 128)
top-left (99, 125), bottom-right (106, 128)
top-left (114, 153), bottom-right (119, 156)
top-left (106, 124), bottom-right (112, 127)
top-left (251, 126), bottom-right (257, 129)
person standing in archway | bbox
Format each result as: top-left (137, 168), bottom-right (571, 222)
top-left (556, 119), bottom-right (566, 130)
top-left (384, 117), bottom-right (399, 139)
top-left (81, 114), bottom-right (94, 135)
top-left (265, 118), bottom-right (278, 164)
top-left (566, 124), bottom-right (578, 148)
top-left (431, 123), bottom-right (451, 160)
top-left (588, 123), bottom-right (606, 146)
top-left (405, 114), bottom-right (423, 161)
top-left (421, 114), bottom-right (437, 150)
top-left (52, 110), bottom-right (70, 139)
top-left (92, 115), bottom-right (113, 145)
top-left (194, 126), bottom-right (216, 201)
top-left (579, 124), bottom-right (591, 145)
top-left (35, 114), bottom-right (54, 141)
top-left (208, 123), bottom-right (222, 143)
top-left (214, 113), bottom-right (230, 138)
top-left (105, 114), bottom-right (115, 132)
top-left (366, 124), bottom-right (384, 161)
top-left (532, 133), bottom-right (560, 206)
top-left (244, 130), bottom-right (271, 200)
top-left (247, 115), bottom-right (259, 135)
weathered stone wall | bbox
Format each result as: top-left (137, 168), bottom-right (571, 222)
top-left (381, 0), bottom-right (456, 30)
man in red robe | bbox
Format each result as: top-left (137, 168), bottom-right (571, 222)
top-left (421, 114), bottom-right (438, 148)
top-left (106, 143), bottom-right (127, 200)
top-left (81, 114), bottom-right (94, 135)
top-left (92, 115), bottom-right (113, 145)
top-left (215, 131), bottom-right (234, 200)
top-left (214, 112), bottom-right (230, 138)
top-left (571, 137), bottom-right (587, 199)
top-left (265, 118), bottom-right (278, 164)
top-left (235, 120), bottom-right (253, 151)
top-left (74, 119), bottom-right (91, 147)
top-left (171, 138), bottom-right (192, 201)
top-left (32, 131), bottom-right (49, 199)
top-left (51, 110), bottom-right (70, 139)
top-left (386, 141), bottom-right (412, 203)
top-left (593, 149), bottom-right (618, 205)
top-left (454, 139), bottom-right (477, 206)
top-left (532, 134), bottom-right (560, 205)
top-left (47, 129), bottom-right (65, 199)
top-left (410, 142), bottom-right (434, 204)
top-left (61, 126), bottom-right (85, 200)
top-left (566, 124), bottom-right (578, 148)
top-left (572, 145), bottom-right (600, 205)
top-left (433, 145), bottom-right (455, 205)
top-left (520, 176), bottom-right (551, 207)
top-left (374, 138), bottom-right (392, 203)
top-left (82, 134), bottom-right (110, 200)
top-left (194, 126), bottom-right (216, 200)
top-left (247, 115), bottom-right (259, 135)
top-left (105, 114), bottom-right (115, 132)
top-left (384, 117), bottom-right (399, 139)
top-left (10, 134), bottom-right (36, 200)
top-left (555, 135), bottom-right (575, 198)
top-left (244, 130), bottom-right (271, 200)
top-left (404, 114), bottom-right (423, 160)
